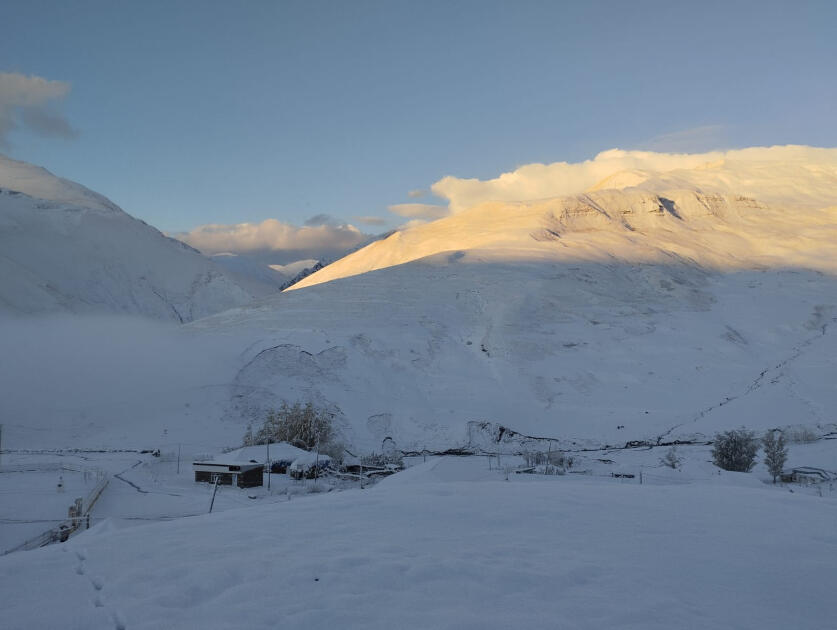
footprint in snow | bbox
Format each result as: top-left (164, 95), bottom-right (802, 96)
top-left (112, 610), bottom-right (127, 630)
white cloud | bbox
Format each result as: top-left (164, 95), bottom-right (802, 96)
top-left (388, 203), bottom-right (450, 221)
top-left (0, 73), bottom-right (76, 145)
top-left (407, 189), bottom-right (427, 198)
top-left (175, 219), bottom-right (366, 259)
top-left (431, 145), bottom-right (837, 213)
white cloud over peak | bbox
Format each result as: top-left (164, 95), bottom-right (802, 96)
top-left (431, 145), bottom-right (837, 214)
top-left (175, 218), bottom-right (366, 262)
top-left (0, 73), bottom-right (76, 145)
top-left (388, 203), bottom-right (449, 221)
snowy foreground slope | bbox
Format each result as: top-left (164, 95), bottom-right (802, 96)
top-left (0, 458), bottom-right (835, 630)
top-left (0, 154), bottom-right (255, 320)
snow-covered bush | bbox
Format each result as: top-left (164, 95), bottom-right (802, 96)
top-left (712, 429), bottom-right (758, 472)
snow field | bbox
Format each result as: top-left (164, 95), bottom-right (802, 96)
top-left (1, 455), bottom-right (835, 629)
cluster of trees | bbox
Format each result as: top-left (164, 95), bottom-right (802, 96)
top-left (241, 405), bottom-right (796, 485)
top-left (243, 401), bottom-right (343, 460)
top-left (711, 428), bottom-right (788, 482)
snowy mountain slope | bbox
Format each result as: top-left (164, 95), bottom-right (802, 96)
top-left (208, 256), bottom-right (328, 297)
top-left (209, 253), bottom-right (288, 297)
top-left (0, 154), bottom-right (119, 213)
top-left (292, 147), bottom-right (837, 291)
top-left (191, 258), bottom-right (837, 451)
top-left (291, 189), bottom-right (837, 291)
top-left (190, 150), bottom-right (837, 451)
top-left (2, 148), bottom-right (837, 454)
top-left (12, 255), bottom-right (835, 452)
top-left (0, 156), bottom-right (254, 320)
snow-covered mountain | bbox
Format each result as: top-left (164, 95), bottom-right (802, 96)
top-left (3, 147), bottom-right (837, 455)
top-left (0, 154), bottom-right (253, 320)
top-left (209, 253), bottom-right (289, 297)
top-left (192, 147), bottom-right (837, 450)
top-left (292, 149), bottom-right (837, 291)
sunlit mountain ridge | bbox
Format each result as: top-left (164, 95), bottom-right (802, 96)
top-left (293, 146), bottom-right (837, 291)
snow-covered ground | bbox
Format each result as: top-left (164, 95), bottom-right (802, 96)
top-left (1, 450), bottom-right (835, 630)
top-left (0, 445), bottom-right (347, 555)
top-left (2, 146), bottom-right (837, 627)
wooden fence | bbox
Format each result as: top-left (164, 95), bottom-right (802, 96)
top-left (2, 468), bottom-right (109, 555)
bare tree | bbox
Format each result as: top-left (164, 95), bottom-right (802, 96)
top-left (242, 422), bottom-right (255, 447)
top-left (251, 401), bottom-right (334, 450)
top-left (762, 430), bottom-right (788, 483)
top-left (660, 446), bottom-right (681, 469)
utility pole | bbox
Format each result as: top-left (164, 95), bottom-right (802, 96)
top-left (209, 476), bottom-right (219, 513)
top-left (0, 423), bottom-right (3, 466)
top-left (176, 443), bottom-right (181, 475)
top-left (266, 439), bottom-right (271, 491)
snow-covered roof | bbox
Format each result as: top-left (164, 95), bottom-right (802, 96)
top-left (202, 443), bottom-right (312, 466)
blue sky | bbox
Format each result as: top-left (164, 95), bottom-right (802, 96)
top-left (1, 0), bottom-right (835, 234)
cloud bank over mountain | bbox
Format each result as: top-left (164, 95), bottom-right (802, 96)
top-left (175, 218), bottom-right (370, 264)
top-left (292, 145), bottom-right (837, 291)
top-left (431, 145), bottom-right (837, 215)
top-left (387, 203), bottom-right (449, 221)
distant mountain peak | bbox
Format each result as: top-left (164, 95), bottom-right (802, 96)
top-left (0, 155), bottom-right (254, 320)
top-left (0, 153), bottom-right (121, 213)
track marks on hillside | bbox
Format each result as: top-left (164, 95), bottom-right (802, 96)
top-left (658, 315), bottom-right (834, 442)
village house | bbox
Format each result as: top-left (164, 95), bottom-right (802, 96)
top-left (192, 443), bottom-right (314, 487)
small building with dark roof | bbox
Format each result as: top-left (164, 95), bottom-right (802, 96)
top-left (192, 459), bottom-right (264, 488)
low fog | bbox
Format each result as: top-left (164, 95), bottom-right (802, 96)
top-left (0, 314), bottom-right (246, 451)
